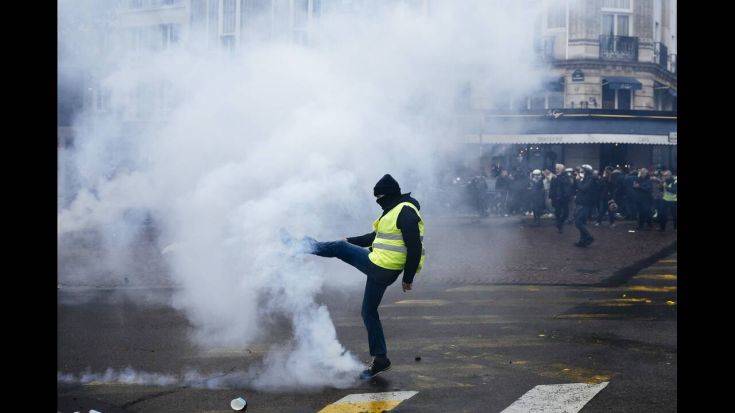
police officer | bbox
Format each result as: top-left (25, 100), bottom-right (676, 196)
top-left (285, 174), bottom-right (425, 380)
top-left (573, 165), bottom-right (596, 247)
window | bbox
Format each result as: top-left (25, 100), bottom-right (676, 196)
top-left (293, 0), bottom-right (309, 28)
top-left (160, 24), bottom-right (180, 49)
top-left (602, 84), bottom-right (632, 110)
top-left (602, 13), bottom-right (630, 36)
top-left (191, 0), bottom-right (207, 28)
top-left (208, 0), bottom-right (219, 40)
top-left (312, 0), bottom-right (322, 17)
top-left (617, 15), bottom-right (629, 36)
top-left (602, 85), bottom-right (615, 109)
top-left (223, 0), bottom-right (237, 34)
top-left (617, 89), bottom-right (631, 109)
top-left (602, 0), bottom-right (631, 10)
top-left (221, 35), bottom-right (236, 51)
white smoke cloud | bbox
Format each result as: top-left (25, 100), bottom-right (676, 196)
top-left (58, 0), bottom-right (543, 389)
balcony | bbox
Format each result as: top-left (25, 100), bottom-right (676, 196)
top-left (654, 43), bottom-right (677, 75)
top-left (599, 35), bottom-right (638, 62)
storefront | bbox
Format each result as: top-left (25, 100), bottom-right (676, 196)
top-left (465, 109), bottom-right (677, 173)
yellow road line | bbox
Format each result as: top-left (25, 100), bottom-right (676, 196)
top-left (634, 274), bottom-right (677, 281)
top-left (318, 391), bottom-right (418, 413)
top-left (627, 286), bottom-right (677, 292)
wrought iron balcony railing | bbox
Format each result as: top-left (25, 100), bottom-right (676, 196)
top-left (654, 42), bottom-right (668, 70)
top-left (599, 35), bottom-right (639, 62)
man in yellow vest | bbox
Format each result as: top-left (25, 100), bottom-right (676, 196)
top-left (283, 174), bottom-right (425, 379)
top-left (659, 170), bottom-right (677, 231)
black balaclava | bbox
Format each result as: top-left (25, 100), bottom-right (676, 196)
top-left (373, 174), bottom-right (401, 209)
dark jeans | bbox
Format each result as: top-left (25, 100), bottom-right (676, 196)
top-left (636, 200), bottom-right (652, 229)
top-left (659, 201), bottom-right (677, 230)
top-left (624, 193), bottom-right (637, 219)
top-left (307, 239), bottom-right (400, 357)
top-left (574, 205), bottom-right (593, 242)
top-left (554, 200), bottom-right (569, 230)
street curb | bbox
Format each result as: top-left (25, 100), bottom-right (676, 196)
top-left (595, 240), bottom-right (677, 287)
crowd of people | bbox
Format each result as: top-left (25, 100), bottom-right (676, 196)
top-left (461, 163), bottom-right (678, 246)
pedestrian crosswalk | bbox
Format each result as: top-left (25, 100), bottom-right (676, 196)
top-left (500, 382), bottom-right (609, 413)
top-left (318, 382), bottom-right (610, 412)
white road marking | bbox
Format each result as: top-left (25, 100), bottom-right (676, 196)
top-left (500, 382), bottom-right (609, 413)
top-left (335, 391), bottom-right (418, 403)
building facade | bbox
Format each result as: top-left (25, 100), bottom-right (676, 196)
top-left (70, 0), bottom-right (430, 126)
top-left (465, 0), bottom-right (677, 173)
top-left (60, 0), bottom-right (676, 171)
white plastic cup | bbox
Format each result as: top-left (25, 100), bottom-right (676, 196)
top-left (231, 397), bottom-right (248, 411)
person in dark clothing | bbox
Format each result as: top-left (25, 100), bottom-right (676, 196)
top-left (564, 168), bottom-right (579, 225)
top-left (468, 176), bottom-right (489, 217)
top-left (610, 168), bottom-right (625, 221)
top-left (659, 170), bottom-right (677, 231)
top-left (549, 163), bottom-right (572, 233)
top-left (588, 170), bottom-right (601, 221)
top-left (623, 169), bottom-right (638, 220)
top-left (595, 167), bottom-right (616, 226)
top-left (282, 174), bottom-right (424, 380)
top-left (529, 169), bottom-right (545, 225)
top-left (573, 164), bottom-right (596, 247)
top-left (495, 169), bottom-right (511, 216)
top-left (633, 168), bottom-right (653, 230)
top-left (516, 169), bottom-right (532, 215)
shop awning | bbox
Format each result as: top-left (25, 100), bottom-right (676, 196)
top-left (465, 133), bottom-right (675, 145)
top-left (603, 76), bottom-right (642, 90)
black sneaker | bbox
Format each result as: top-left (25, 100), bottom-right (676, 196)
top-left (360, 357), bottom-right (391, 380)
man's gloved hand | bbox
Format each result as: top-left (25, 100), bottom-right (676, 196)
top-left (402, 282), bottom-right (412, 292)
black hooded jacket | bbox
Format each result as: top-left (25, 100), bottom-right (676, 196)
top-left (346, 193), bottom-right (423, 284)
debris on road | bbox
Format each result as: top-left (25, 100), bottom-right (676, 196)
top-left (231, 396), bottom-right (248, 411)
top-left (415, 356), bottom-right (421, 361)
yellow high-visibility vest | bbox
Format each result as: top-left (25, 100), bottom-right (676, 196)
top-left (368, 202), bottom-right (426, 272)
top-left (663, 179), bottom-right (677, 202)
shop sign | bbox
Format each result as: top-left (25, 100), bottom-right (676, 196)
top-left (572, 69), bottom-right (584, 82)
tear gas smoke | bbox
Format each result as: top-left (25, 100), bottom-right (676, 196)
top-left (58, 0), bottom-right (544, 389)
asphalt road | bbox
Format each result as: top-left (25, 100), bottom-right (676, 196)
top-left (58, 215), bottom-right (677, 288)
top-left (57, 253), bottom-right (677, 412)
